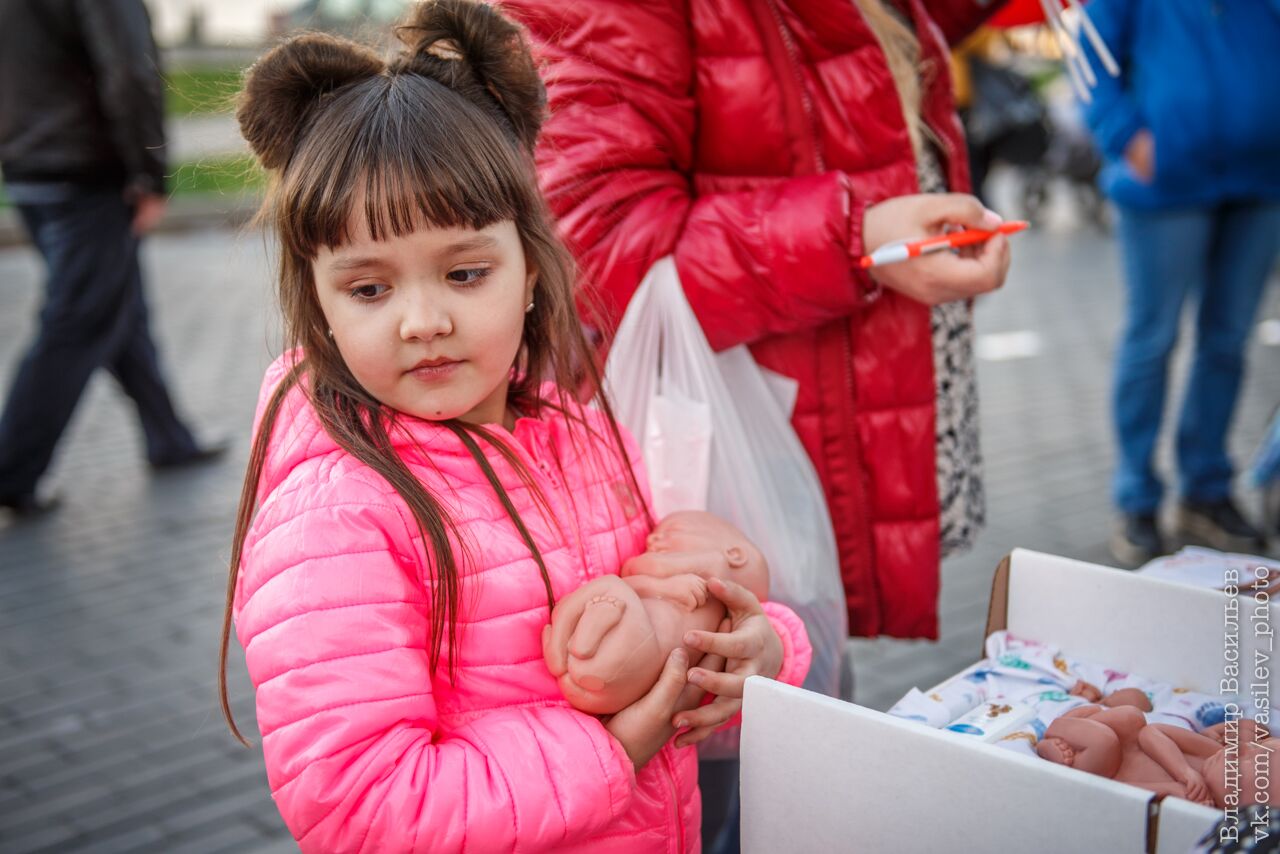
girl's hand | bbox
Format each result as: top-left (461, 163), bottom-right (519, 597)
top-left (861, 193), bottom-right (1012, 306)
top-left (673, 577), bottom-right (783, 748)
top-left (604, 648), bottom-right (714, 770)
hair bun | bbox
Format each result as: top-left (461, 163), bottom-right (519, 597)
top-left (237, 34), bottom-right (383, 170)
top-left (393, 0), bottom-right (546, 151)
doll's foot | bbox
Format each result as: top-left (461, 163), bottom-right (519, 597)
top-left (567, 595), bottom-right (626, 660)
top-left (1037, 736), bottom-right (1077, 767)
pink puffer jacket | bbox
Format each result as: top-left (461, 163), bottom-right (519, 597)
top-left (233, 354), bottom-right (813, 853)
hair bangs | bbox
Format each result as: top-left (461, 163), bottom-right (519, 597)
top-left (276, 75), bottom-right (531, 259)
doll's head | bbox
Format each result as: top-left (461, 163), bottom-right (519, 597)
top-left (1204, 736), bottom-right (1280, 809)
top-left (619, 511), bottom-right (769, 601)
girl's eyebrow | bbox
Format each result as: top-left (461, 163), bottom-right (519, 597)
top-left (443, 235), bottom-right (499, 255)
top-left (327, 255), bottom-right (388, 272)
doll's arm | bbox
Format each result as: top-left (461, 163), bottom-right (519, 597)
top-left (624, 573), bottom-right (709, 612)
top-left (1137, 726), bottom-right (1211, 803)
top-left (1144, 724), bottom-right (1223, 760)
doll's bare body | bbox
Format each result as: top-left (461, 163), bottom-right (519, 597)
top-left (1037, 699), bottom-right (1275, 808)
top-left (542, 511), bottom-right (769, 715)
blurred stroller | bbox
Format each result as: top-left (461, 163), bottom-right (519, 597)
top-left (957, 34), bottom-right (1107, 230)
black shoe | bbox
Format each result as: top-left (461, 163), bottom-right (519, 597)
top-left (1173, 497), bottom-right (1267, 554)
top-left (1109, 512), bottom-right (1163, 567)
top-left (0, 492), bottom-right (61, 518)
top-left (149, 441), bottom-right (229, 471)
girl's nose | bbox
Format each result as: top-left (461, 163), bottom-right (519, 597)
top-left (399, 294), bottom-right (452, 342)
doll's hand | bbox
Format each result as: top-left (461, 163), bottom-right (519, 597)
top-left (861, 193), bottom-right (1011, 306)
top-left (604, 648), bottom-right (707, 770)
top-left (1181, 768), bottom-right (1210, 805)
top-left (674, 578), bottom-right (783, 747)
top-left (663, 574), bottom-right (709, 611)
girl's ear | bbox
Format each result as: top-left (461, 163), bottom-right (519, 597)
top-left (524, 269), bottom-right (538, 305)
top-left (237, 33), bottom-right (383, 170)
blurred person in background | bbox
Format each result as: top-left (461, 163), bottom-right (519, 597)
top-left (501, 1), bottom-right (1014, 850)
top-left (0, 0), bottom-right (224, 519)
top-left (1080, 0), bottom-right (1280, 565)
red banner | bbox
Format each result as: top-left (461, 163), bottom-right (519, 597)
top-left (989, 0), bottom-right (1053, 28)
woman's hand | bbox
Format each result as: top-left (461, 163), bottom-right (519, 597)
top-left (672, 577), bottom-right (783, 748)
top-left (861, 193), bottom-right (1012, 305)
top-left (604, 648), bottom-right (722, 770)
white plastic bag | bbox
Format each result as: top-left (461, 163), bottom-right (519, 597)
top-left (603, 257), bottom-right (848, 757)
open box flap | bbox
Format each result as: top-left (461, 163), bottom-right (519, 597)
top-left (1154, 797), bottom-right (1220, 854)
top-left (985, 548), bottom-right (1274, 702)
top-left (742, 677), bottom-right (1154, 854)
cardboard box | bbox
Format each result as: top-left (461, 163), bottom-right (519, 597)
top-left (742, 549), bottom-right (1274, 853)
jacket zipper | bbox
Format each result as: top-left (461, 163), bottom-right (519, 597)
top-left (660, 748), bottom-right (683, 852)
top-left (759, 0), bottom-right (825, 174)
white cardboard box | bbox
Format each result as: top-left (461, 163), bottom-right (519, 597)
top-left (742, 549), bottom-right (1274, 853)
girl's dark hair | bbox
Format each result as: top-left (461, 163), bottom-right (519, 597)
top-left (219, 0), bottom-right (646, 745)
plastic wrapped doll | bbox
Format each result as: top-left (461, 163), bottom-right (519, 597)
top-left (542, 511), bottom-right (768, 714)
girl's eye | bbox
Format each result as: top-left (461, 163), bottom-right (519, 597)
top-left (349, 283), bottom-right (388, 301)
top-left (446, 267), bottom-right (491, 287)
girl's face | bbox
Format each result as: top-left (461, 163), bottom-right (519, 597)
top-left (313, 218), bottom-right (535, 428)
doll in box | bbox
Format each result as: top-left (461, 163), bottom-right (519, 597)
top-left (1036, 699), bottom-right (1275, 808)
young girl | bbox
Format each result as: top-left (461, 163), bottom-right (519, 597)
top-left (216, 2), bottom-right (812, 851)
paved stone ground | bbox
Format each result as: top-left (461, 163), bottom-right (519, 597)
top-left (0, 212), bottom-right (1277, 852)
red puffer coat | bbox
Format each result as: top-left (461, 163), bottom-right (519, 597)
top-left (502, 0), bottom-right (997, 638)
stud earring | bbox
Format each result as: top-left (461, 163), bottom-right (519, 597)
top-left (524, 301), bottom-right (535, 314)
top-left (327, 329), bottom-right (334, 338)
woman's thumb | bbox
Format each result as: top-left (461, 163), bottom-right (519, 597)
top-left (930, 193), bottom-right (1002, 230)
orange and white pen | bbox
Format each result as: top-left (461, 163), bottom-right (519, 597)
top-left (858, 220), bottom-right (1029, 269)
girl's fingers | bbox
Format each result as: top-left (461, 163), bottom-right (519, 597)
top-left (687, 666), bottom-right (745, 698)
top-left (684, 628), bottom-right (755, 660)
top-left (696, 651), bottom-right (728, 676)
top-left (674, 723), bottom-right (719, 748)
top-left (706, 576), bottom-right (764, 617)
top-left (673, 696), bottom-right (741, 733)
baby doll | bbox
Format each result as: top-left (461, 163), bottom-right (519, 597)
top-left (1036, 697), bottom-right (1275, 808)
top-left (542, 510), bottom-right (769, 714)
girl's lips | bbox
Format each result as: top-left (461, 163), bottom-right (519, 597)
top-left (407, 360), bottom-right (462, 382)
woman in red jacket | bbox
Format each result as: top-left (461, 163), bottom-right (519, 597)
top-left (503, 0), bottom-right (1012, 646)
top-left (501, 1), bottom-right (1012, 849)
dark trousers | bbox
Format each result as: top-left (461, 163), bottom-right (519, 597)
top-left (0, 188), bottom-right (196, 498)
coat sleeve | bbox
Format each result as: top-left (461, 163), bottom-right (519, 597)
top-left (502, 0), bottom-right (880, 352)
top-left (1079, 0), bottom-right (1142, 160)
top-left (74, 0), bottom-right (167, 194)
top-left (235, 476), bottom-right (635, 854)
top-left (762, 601), bottom-right (813, 688)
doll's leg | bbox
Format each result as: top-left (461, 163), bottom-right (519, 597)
top-left (1038, 716), bottom-right (1122, 777)
top-left (544, 576), bottom-right (634, 677)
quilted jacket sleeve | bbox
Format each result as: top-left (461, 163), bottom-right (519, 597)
top-left (763, 601), bottom-right (813, 688)
top-left (236, 475), bottom-right (635, 854)
top-left (502, 0), bottom-right (879, 352)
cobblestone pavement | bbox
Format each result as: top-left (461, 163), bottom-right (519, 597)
top-left (0, 217), bottom-right (1277, 852)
